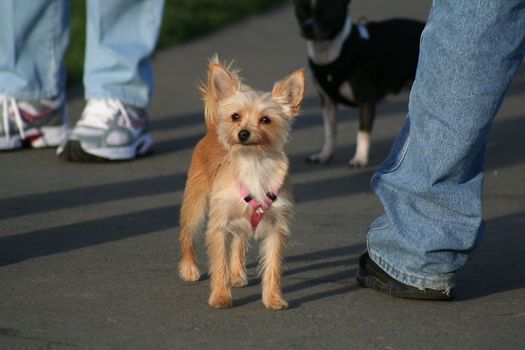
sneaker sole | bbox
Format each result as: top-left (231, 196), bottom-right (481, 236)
top-left (0, 136), bottom-right (23, 150)
top-left (28, 125), bottom-right (69, 148)
top-left (356, 273), bottom-right (454, 300)
top-left (57, 134), bottom-right (154, 162)
top-left (0, 125), bottom-right (68, 150)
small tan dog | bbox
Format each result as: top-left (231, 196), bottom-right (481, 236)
top-left (178, 57), bottom-right (305, 310)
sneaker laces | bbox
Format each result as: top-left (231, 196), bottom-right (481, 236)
top-left (1, 95), bottom-right (26, 141)
top-left (79, 99), bottom-right (140, 130)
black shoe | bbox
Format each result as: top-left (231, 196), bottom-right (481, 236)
top-left (356, 252), bottom-right (454, 301)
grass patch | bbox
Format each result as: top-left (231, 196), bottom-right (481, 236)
top-left (66, 0), bottom-right (285, 86)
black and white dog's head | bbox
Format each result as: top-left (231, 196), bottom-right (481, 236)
top-left (293, 0), bottom-right (351, 40)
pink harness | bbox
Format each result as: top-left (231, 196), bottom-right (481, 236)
top-left (239, 183), bottom-right (280, 230)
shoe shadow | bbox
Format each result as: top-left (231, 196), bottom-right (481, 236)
top-left (455, 211), bottom-right (525, 300)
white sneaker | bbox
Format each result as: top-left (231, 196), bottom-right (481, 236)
top-left (0, 95), bottom-right (68, 150)
top-left (57, 99), bottom-right (153, 161)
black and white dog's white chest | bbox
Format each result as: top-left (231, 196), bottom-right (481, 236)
top-left (308, 22), bottom-right (370, 107)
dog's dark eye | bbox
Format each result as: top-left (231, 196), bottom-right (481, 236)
top-left (231, 113), bottom-right (241, 122)
top-left (260, 116), bottom-right (271, 124)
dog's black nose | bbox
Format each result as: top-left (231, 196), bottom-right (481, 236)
top-left (238, 129), bottom-right (251, 142)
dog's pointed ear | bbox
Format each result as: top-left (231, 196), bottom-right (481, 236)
top-left (272, 69), bottom-right (306, 116)
top-left (209, 63), bottom-right (240, 101)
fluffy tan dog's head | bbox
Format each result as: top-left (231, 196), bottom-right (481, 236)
top-left (201, 57), bottom-right (306, 154)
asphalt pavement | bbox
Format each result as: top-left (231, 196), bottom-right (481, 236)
top-left (1, 1), bottom-right (524, 349)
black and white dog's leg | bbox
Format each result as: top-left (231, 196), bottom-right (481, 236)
top-left (308, 93), bottom-right (337, 163)
top-left (349, 102), bottom-right (375, 167)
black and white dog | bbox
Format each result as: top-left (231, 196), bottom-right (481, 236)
top-left (293, 0), bottom-right (425, 166)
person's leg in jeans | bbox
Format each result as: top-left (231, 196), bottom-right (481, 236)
top-left (357, 0), bottom-right (525, 298)
top-left (0, 0), bottom-right (70, 150)
top-left (58, 0), bottom-right (164, 161)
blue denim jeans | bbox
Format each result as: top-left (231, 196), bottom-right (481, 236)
top-left (0, 0), bottom-right (163, 108)
top-left (367, 0), bottom-right (525, 290)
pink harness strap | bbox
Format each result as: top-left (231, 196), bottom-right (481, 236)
top-left (239, 183), bottom-right (280, 230)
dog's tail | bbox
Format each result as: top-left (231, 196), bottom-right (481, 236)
top-left (199, 55), bottom-right (242, 128)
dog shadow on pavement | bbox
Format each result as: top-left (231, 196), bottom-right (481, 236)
top-left (228, 244), bottom-right (365, 309)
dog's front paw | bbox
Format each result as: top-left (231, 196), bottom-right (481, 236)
top-left (306, 152), bottom-right (333, 164)
top-left (263, 294), bottom-right (288, 310)
top-left (349, 155), bottom-right (368, 168)
top-left (178, 260), bottom-right (201, 282)
top-left (209, 292), bottom-right (233, 309)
